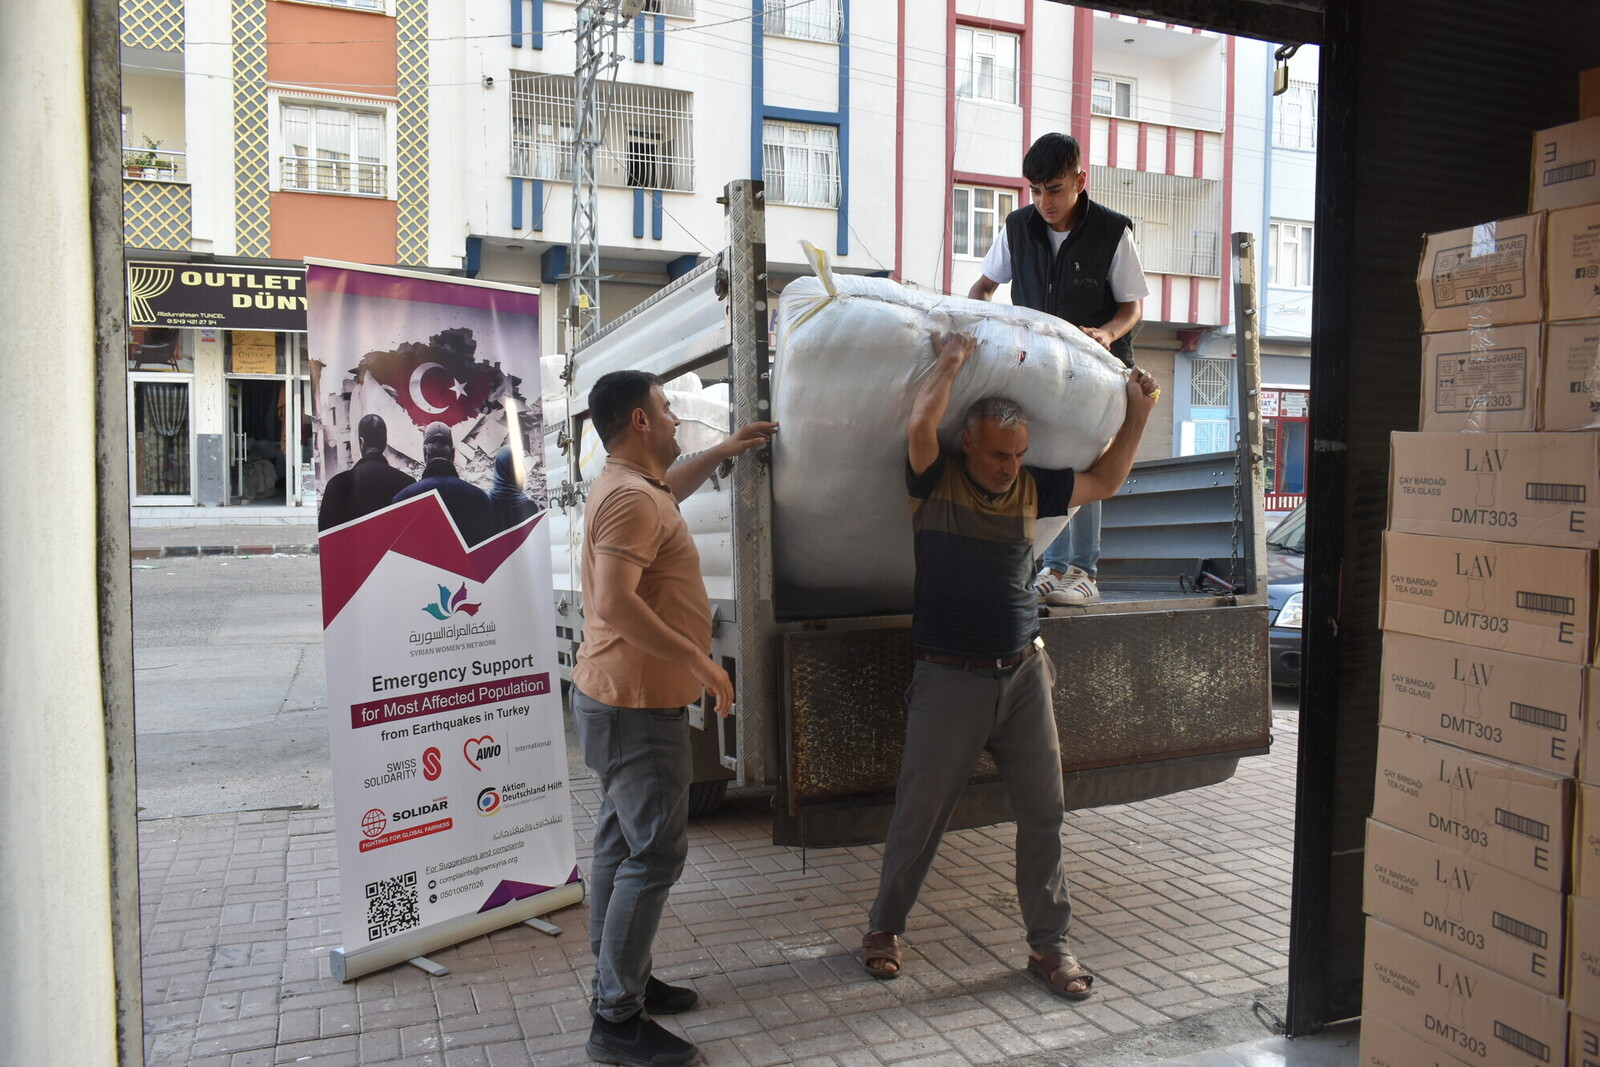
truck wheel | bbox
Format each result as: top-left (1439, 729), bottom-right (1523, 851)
top-left (687, 779), bottom-right (727, 818)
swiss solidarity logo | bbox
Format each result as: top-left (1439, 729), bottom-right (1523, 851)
top-left (423, 583), bottom-right (481, 621)
top-left (421, 747), bottom-right (443, 781)
top-left (463, 735), bottom-right (501, 771)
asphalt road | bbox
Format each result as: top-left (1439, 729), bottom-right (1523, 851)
top-left (132, 554), bottom-right (330, 819)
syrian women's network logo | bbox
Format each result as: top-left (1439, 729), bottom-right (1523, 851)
top-left (422, 583), bottom-right (481, 620)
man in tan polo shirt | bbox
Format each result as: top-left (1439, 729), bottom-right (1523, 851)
top-left (572, 369), bottom-right (776, 1067)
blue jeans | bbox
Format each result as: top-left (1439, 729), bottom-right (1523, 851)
top-left (571, 688), bottom-right (693, 1022)
top-left (1041, 499), bottom-right (1100, 577)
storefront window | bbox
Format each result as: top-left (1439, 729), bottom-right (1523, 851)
top-left (227, 330), bottom-right (288, 375)
top-left (127, 327), bottom-right (194, 373)
top-left (1261, 389), bottom-right (1310, 498)
top-left (132, 380), bottom-right (191, 497)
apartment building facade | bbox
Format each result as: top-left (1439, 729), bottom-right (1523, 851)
top-left (121, 0), bottom-right (1317, 508)
top-left (120, 0), bottom-right (457, 510)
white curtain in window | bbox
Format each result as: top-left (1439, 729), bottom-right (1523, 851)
top-left (765, 0), bottom-right (837, 41)
top-left (315, 108), bottom-right (352, 161)
top-left (279, 103), bottom-right (384, 194)
top-left (284, 106), bottom-right (312, 157)
top-left (762, 122), bottom-right (838, 207)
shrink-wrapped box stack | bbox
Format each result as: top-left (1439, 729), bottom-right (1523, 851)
top-left (1365, 76), bottom-right (1600, 1067)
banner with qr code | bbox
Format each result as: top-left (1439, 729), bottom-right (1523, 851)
top-left (307, 261), bottom-right (579, 978)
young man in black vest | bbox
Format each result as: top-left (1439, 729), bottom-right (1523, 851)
top-left (968, 132), bottom-right (1150, 605)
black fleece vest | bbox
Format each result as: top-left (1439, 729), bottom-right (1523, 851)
top-left (1004, 195), bottom-right (1135, 367)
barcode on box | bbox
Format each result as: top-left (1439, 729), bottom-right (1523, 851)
top-left (1515, 591), bottom-right (1575, 615)
top-left (1495, 808), bottom-right (1550, 842)
top-left (1544, 160), bottom-right (1597, 186)
top-left (1524, 481), bottom-right (1586, 503)
top-left (1491, 911), bottom-right (1549, 948)
top-left (1508, 701), bottom-right (1568, 732)
top-left (1492, 1021), bottom-right (1551, 1062)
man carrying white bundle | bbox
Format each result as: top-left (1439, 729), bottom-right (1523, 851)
top-left (860, 330), bottom-right (1158, 1001)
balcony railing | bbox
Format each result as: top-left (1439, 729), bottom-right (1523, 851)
top-left (510, 74), bottom-right (694, 193)
top-left (1091, 166), bottom-right (1223, 278)
top-left (122, 146), bottom-right (187, 182)
top-left (280, 155), bottom-right (388, 197)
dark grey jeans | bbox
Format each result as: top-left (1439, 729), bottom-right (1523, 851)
top-left (868, 652), bottom-right (1074, 955)
top-left (571, 687), bottom-right (693, 1022)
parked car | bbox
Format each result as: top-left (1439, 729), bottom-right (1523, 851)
top-left (1266, 501), bottom-right (1306, 688)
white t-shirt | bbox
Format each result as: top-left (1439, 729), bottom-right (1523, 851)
top-left (980, 224), bottom-right (1150, 303)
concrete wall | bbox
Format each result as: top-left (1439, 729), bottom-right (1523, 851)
top-left (1, 0), bottom-right (134, 1062)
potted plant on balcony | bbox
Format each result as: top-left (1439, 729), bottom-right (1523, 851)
top-left (125, 135), bottom-right (175, 179)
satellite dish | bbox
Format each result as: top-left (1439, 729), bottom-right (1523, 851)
top-left (619, 0), bottom-right (646, 16)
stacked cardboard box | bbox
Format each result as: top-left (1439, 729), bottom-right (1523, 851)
top-left (1365, 79), bottom-right (1600, 1067)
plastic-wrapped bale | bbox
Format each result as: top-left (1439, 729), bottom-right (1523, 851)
top-left (771, 272), bottom-right (1129, 617)
top-left (544, 373), bottom-right (736, 602)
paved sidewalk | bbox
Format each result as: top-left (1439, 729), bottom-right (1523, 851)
top-left (137, 708), bottom-right (1348, 1066)
top-left (132, 522), bottom-right (319, 559)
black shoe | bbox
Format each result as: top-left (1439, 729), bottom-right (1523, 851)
top-left (645, 975), bottom-right (699, 1015)
top-left (586, 1012), bottom-right (699, 1067)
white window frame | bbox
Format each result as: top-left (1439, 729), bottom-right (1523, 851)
top-left (1269, 219), bottom-right (1315, 289)
top-left (1091, 74), bottom-right (1135, 118)
top-left (952, 184), bottom-right (1016, 258)
top-left (268, 90), bottom-right (396, 199)
top-left (1273, 78), bottom-right (1318, 150)
top-left (955, 27), bottom-right (1019, 106)
top-left (762, 121), bottom-right (840, 209)
top-left (285, 0), bottom-right (391, 14)
top-left (637, 0), bottom-right (696, 17)
top-left (763, 0), bottom-right (840, 42)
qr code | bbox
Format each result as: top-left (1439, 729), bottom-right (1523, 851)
top-left (365, 871), bottom-right (420, 941)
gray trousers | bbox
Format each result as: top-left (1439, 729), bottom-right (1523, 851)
top-left (868, 652), bottom-right (1074, 955)
top-left (571, 688), bottom-right (693, 1022)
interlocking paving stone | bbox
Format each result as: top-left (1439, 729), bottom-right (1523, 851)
top-left (140, 714), bottom-right (1306, 1064)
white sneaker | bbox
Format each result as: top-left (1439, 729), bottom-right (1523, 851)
top-left (1034, 565), bottom-right (1099, 605)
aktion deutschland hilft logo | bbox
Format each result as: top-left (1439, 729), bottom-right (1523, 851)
top-left (423, 583), bottom-right (481, 620)
top-left (477, 787), bottom-right (502, 816)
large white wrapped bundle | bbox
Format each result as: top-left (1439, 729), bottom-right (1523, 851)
top-left (771, 271), bottom-right (1129, 615)
top-left (544, 373), bottom-right (736, 601)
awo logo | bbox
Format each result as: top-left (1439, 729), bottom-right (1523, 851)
top-left (423, 582), bottom-right (481, 620)
top-left (463, 735), bottom-right (502, 771)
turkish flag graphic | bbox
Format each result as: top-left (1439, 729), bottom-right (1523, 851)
top-left (357, 327), bottom-right (507, 429)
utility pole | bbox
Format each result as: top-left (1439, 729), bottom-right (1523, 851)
top-left (569, 0), bottom-right (643, 350)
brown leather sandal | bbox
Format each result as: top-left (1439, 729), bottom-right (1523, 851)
top-left (1027, 951), bottom-right (1095, 1001)
top-left (861, 931), bottom-right (904, 979)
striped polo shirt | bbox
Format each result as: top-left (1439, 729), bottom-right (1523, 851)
top-left (908, 452), bottom-right (1076, 658)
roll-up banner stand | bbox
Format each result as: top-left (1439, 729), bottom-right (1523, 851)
top-left (304, 259), bottom-right (580, 982)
